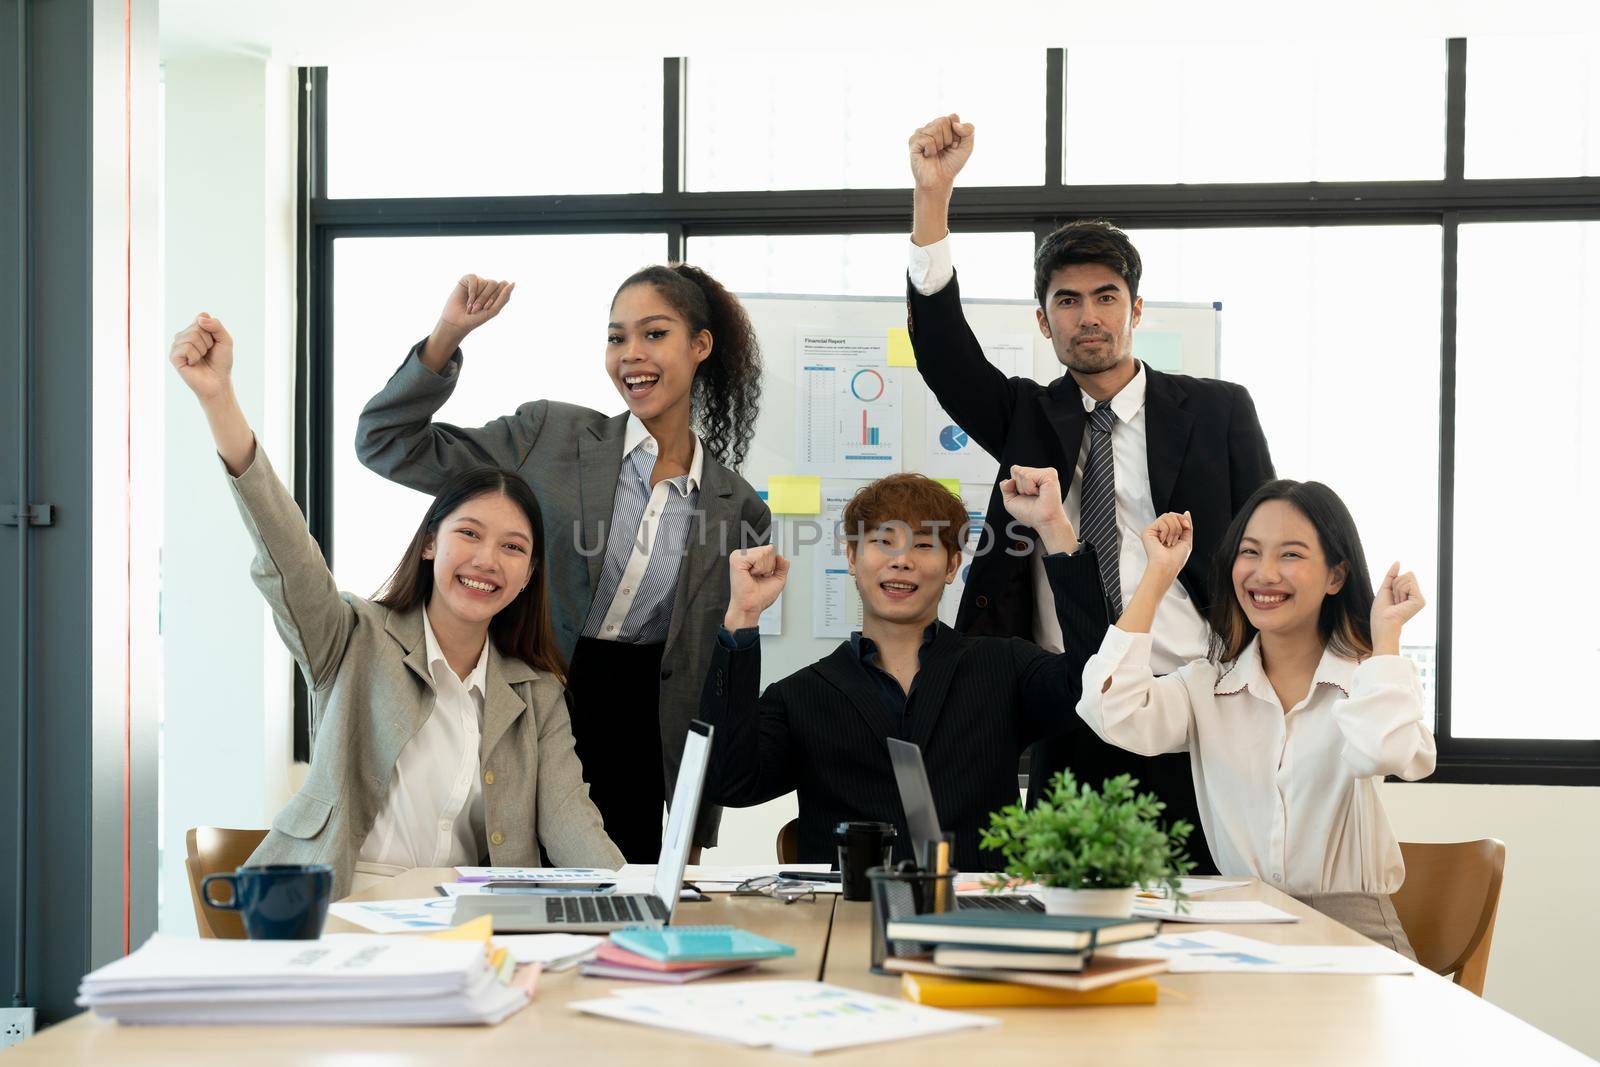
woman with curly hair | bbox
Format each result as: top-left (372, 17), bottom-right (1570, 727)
top-left (356, 264), bottom-right (768, 861)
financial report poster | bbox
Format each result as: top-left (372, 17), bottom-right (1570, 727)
top-left (795, 332), bottom-right (903, 479)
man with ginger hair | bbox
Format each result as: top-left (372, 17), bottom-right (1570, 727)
top-left (698, 468), bottom-right (1100, 871)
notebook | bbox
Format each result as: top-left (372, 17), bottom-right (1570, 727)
top-left (932, 944), bottom-right (1087, 971)
top-left (885, 911), bottom-right (1160, 952)
top-left (608, 925), bottom-right (796, 964)
top-left (899, 971), bottom-right (1160, 1008)
top-left (884, 953), bottom-right (1169, 993)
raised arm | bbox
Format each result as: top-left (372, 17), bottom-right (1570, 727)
top-left (354, 274), bottom-right (544, 496)
top-left (905, 114), bottom-right (1019, 457)
top-left (169, 314), bottom-right (355, 692)
top-left (699, 546), bottom-right (798, 807)
top-left (1075, 514), bottom-right (1199, 756)
top-left (1335, 564), bottom-right (1436, 780)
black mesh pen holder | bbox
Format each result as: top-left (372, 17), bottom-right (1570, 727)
top-left (866, 866), bottom-right (956, 975)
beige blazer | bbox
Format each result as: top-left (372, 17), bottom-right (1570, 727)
top-left (231, 448), bottom-right (623, 898)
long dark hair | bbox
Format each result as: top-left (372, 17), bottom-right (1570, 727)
top-left (612, 263), bottom-right (762, 470)
top-left (1207, 479), bottom-right (1374, 665)
top-left (373, 468), bottom-right (566, 681)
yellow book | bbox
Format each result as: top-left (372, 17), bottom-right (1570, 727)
top-left (900, 972), bottom-right (1159, 1008)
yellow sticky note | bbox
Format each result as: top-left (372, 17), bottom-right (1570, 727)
top-left (935, 478), bottom-right (961, 499)
top-left (887, 327), bottom-right (916, 367)
top-left (767, 475), bottom-right (822, 515)
top-left (429, 914), bottom-right (493, 944)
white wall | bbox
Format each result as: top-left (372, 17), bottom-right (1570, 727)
top-left (159, 56), bottom-right (299, 935)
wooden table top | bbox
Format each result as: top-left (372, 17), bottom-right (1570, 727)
top-left (10, 870), bottom-right (1592, 1065)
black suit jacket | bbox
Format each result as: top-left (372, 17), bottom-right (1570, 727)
top-left (699, 555), bottom-right (1103, 872)
top-left (907, 270), bottom-right (1275, 870)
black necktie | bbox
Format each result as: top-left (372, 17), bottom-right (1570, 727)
top-left (1078, 402), bottom-right (1124, 619)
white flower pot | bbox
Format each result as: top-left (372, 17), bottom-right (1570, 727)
top-left (1034, 886), bottom-right (1137, 918)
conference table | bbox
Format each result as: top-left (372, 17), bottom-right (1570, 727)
top-left (10, 870), bottom-right (1592, 1065)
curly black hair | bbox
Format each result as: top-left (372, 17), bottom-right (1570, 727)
top-left (612, 264), bottom-right (763, 470)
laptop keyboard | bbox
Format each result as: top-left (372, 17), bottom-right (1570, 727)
top-left (544, 895), bottom-right (652, 924)
top-left (958, 894), bottom-right (1044, 913)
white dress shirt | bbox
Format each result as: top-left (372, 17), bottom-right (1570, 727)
top-left (583, 414), bottom-right (705, 643)
top-left (358, 607), bottom-right (489, 868)
top-left (1077, 626), bottom-right (1436, 895)
top-left (910, 235), bottom-right (1208, 672)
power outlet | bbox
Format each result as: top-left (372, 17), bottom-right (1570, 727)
top-left (0, 1006), bottom-right (36, 1049)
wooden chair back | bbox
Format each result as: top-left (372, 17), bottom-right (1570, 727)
top-left (184, 826), bottom-right (269, 939)
top-left (776, 818), bottom-right (799, 864)
top-left (1389, 838), bottom-right (1506, 996)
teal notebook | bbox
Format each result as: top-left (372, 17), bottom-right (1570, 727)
top-left (885, 911), bottom-right (1160, 952)
top-left (609, 925), bottom-right (796, 964)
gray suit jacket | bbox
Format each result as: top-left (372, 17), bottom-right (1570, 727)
top-left (232, 448), bottom-right (624, 898)
top-left (354, 345), bottom-right (772, 846)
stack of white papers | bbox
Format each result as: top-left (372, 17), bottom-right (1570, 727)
top-left (572, 980), bottom-right (997, 1054)
top-left (78, 934), bottom-right (529, 1026)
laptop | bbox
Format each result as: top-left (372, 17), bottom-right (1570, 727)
top-left (451, 720), bottom-right (713, 933)
top-left (885, 737), bottom-right (1043, 914)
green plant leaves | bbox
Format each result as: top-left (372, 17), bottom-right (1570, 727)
top-left (979, 771), bottom-right (1195, 897)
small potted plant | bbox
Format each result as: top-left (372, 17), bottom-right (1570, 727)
top-left (980, 771), bottom-right (1194, 917)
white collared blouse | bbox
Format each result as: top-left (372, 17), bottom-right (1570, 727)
top-left (1077, 626), bottom-right (1436, 895)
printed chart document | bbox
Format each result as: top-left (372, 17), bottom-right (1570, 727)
top-left (796, 332), bottom-right (902, 479)
top-left (328, 897), bottom-right (458, 933)
top-left (1106, 930), bottom-right (1416, 975)
top-left (812, 486), bottom-right (866, 639)
top-left (454, 866), bottom-right (618, 882)
top-left (924, 335), bottom-right (1030, 483)
top-left (572, 980), bottom-right (997, 1054)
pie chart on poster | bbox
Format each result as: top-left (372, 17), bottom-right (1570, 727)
top-left (938, 425), bottom-right (970, 452)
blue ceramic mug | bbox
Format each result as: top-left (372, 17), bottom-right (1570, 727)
top-left (200, 864), bottom-right (334, 939)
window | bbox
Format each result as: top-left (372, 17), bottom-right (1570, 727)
top-left (326, 60), bottom-right (662, 198)
top-left (1466, 35), bottom-right (1600, 178)
top-left (1134, 225), bottom-right (1443, 711)
top-left (1453, 222), bottom-right (1600, 739)
top-left (329, 232), bottom-right (666, 599)
top-left (1066, 41), bottom-right (1447, 183)
top-left (689, 232), bottom-right (1036, 300)
top-left (303, 43), bottom-right (1600, 781)
top-left (687, 51), bottom-right (1045, 190)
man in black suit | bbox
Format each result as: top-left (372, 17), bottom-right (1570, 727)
top-left (699, 470), bottom-right (1109, 872)
top-left (904, 114), bottom-right (1276, 873)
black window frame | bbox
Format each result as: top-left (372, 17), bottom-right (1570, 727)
top-left (295, 44), bottom-right (1600, 785)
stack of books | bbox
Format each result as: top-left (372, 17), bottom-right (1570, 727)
top-left (883, 912), bottom-right (1168, 1007)
top-left (77, 933), bottom-right (530, 1026)
top-left (579, 925), bottom-right (795, 984)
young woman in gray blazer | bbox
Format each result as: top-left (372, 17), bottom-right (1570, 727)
top-left (170, 312), bottom-right (623, 898)
top-left (355, 265), bottom-right (770, 862)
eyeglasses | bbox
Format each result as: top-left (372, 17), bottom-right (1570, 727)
top-left (732, 875), bottom-right (819, 905)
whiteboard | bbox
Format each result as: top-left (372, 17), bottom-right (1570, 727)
top-left (735, 292), bottom-right (1219, 688)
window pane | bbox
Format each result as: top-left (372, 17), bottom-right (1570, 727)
top-left (331, 233), bottom-right (666, 598)
top-left (1465, 35), bottom-right (1600, 178)
top-left (1132, 226), bottom-right (1442, 713)
top-left (1455, 222), bottom-right (1600, 739)
top-left (687, 51), bottom-right (1044, 190)
top-left (688, 232), bottom-right (1035, 300)
top-left (1067, 42), bottom-right (1446, 183)
top-left (327, 61), bottom-right (661, 198)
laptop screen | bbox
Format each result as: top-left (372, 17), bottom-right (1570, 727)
top-left (653, 721), bottom-right (712, 918)
top-left (886, 737), bottom-right (944, 851)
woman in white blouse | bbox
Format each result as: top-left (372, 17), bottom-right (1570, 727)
top-left (1076, 479), bottom-right (1433, 957)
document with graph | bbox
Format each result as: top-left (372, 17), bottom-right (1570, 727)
top-left (795, 332), bottom-right (903, 479)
